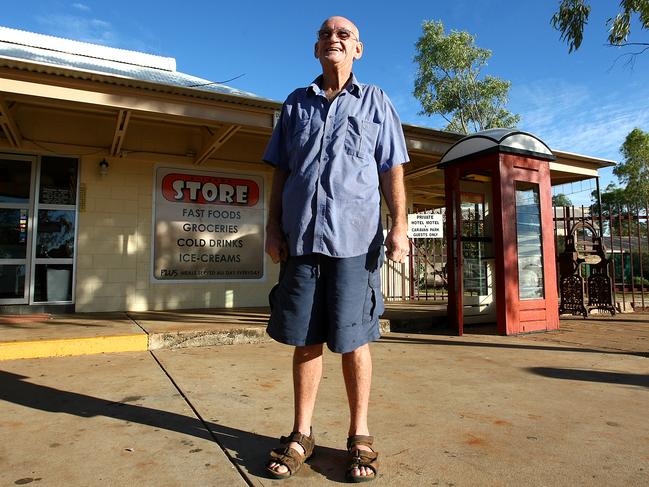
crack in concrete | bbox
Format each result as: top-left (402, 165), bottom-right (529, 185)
top-left (148, 350), bottom-right (254, 487)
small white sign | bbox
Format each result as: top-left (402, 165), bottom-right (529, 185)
top-left (407, 213), bottom-right (443, 239)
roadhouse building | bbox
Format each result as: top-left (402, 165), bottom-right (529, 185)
top-left (0, 26), bottom-right (613, 319)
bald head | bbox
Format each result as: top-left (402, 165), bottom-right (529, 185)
top-left (314, 15), bottom-right (364, 71)
top-left (320, 16), bottom-right (360, 40)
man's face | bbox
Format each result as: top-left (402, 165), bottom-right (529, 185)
top-left (314, 17), bottom-right (363, 69)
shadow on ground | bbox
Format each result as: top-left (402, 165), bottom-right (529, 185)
top-left (379, 334), bottom-right (649, 358)
top-left (528, 367), bottom-right (649, 389)
top-left (0, 369), bottom-right (349, 482)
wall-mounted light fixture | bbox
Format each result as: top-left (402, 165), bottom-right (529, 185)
top-left (99, 159), bottom-right (109, 177)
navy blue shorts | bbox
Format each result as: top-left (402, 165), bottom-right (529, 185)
top-left (267, 249), bottom-right (384, 353)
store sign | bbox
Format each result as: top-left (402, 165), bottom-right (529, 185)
top-left (153, 167), bottom-right (264, 281)
top-left (407, 213), bottom-right (443, 239)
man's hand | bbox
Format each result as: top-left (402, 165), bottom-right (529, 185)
top-left (379, 165), bottom-right (409, 263)
top-left (265, 223), bottom-right (288, 264)
top-left (266, 168), bottom-right (289, 264)
top-left (384, 225), bottom-right (409, 263)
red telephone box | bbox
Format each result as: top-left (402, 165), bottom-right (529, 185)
top-left (441, 129), bottom-right (559, 336)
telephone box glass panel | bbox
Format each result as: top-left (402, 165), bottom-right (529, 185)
top-left (515, 182), bottom-right (544, 299)
top-left (461, 193), bottom-right (489, 296)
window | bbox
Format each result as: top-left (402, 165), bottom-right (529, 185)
top-left (515, 182), bottom-right (544, 299)
top-left (33, 157), bottom-right (78, 303)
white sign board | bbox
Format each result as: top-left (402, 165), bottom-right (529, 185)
top-left (152, 166), bottom-right (265, 281)
top-left (407, 213), bottom-right (443, 239)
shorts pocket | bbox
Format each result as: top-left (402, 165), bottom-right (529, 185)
top-left (363, 262), bottom-right (384, 321)
top-left (268, 283), bottom-right (279, 311)
top-left (268, 262), bottom-right (287, 311)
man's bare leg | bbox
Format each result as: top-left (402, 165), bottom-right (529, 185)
top-left (342, 343), bottom-right (374, 478)
top-left (268, 343), bottom-right (323, 475)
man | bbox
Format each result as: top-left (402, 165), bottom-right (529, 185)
top-left (263, 16), bottom-right (409, 482)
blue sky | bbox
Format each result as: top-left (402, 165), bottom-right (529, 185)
top-left (4, 1), bottom-right (649, 204)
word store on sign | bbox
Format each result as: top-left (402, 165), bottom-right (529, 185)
top-left (161, 173), bottom-right (260, 206)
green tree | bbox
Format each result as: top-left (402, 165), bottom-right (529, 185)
top-left (588, 130), bottom-right (649, 209)
top-left (590, 183), bottom-right (620, 235)
top-left (591, 183), bottom-right (629, 217)
top-left (552, 193), bottom-right (573, 206)
top-left (617, 128), bottom-right (649, 205)
top-left (413, 20), bottom-right (520, 134)
top-left (551, 0), bottom-right (649, 54)
top-left (596, 183), bottom-right (630, 207)
top-left (591, 183), bottom-right (647, 237)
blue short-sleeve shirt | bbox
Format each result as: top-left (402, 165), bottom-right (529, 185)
top-left (263, 74), bottom-right (409, 258)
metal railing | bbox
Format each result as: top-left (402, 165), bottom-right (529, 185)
top-left (382, 210), bottom-right (447, 301)
top-left (554, 204), bottom-right (649, 311)
top-left (382, 204), bottom-right (648, 310)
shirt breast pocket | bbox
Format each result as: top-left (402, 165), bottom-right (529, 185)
top-left (291, 116), bottom-right (311, 148)
top-left (287, 115), bottom-right (311, 170)
top-left (344, 116), bottom-right (380, 162)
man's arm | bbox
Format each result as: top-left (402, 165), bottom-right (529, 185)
top-left (265, 168), bottom-right (289, 263)
top-left (380, 164), bottom-right (409, 263)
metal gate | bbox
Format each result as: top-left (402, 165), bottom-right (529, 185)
top-left (383, 204), bottom-right (648, 311)
top-left (382, 209), bottom-right (448, 301)
top-left (554, 204), bottom-right (649, 312)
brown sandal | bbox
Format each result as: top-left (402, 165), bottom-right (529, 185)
top-left (346, 435), bottom-right (379, 483)
top-left (266, 429), bottom-right (315, 479)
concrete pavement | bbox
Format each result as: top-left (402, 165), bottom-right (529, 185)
top-left (0, 350), bottom-right (245, 486)
top-left (0, 312), bottom-right (647, 486)
top-left (0, 308), bottom-right (280, 360)
top-left (0, 303), bottom-right (438, 360)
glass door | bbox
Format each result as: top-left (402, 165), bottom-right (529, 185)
top-left (0, 156), bottom-right (35, 304)
top-left (32, 156), bottom-right (78, 303)
top-left (0, 155), bottom-right (78, 306)
top-left (459, 182), bottom-right (496, 324)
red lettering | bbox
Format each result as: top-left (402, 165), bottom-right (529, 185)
top-left (161, 173), bottom-right (260, 206)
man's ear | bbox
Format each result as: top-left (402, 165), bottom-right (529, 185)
top-left (314, 42), bottom-right (319, 58)
top-left (354, 41), bottom-right (364, 60)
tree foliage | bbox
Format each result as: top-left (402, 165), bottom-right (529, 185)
top-left (591, 183), bottom-right (649, 238)
top-left (551, 0), bottom-right (649, 54)
top-left (552, 193), bottom-right (573, 206)
top-left (413, 20), bottom-right (520, 134)
top-left (599, 183), bottom-right (631, 207)
top-left (616, 127), bottom-right (649, 205)
top-left (591, 183), bottom-right (629, 213)
top-left (589, 129), bottom-right (649, 211)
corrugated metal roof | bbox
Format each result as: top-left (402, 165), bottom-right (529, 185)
top-left (0, 26), bottom-right (176, 70)
top-left (0, 25), bottom-right (269, 102)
